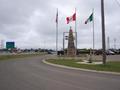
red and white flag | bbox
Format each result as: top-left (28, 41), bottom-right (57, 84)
top-left (66, 13), bottom-right (76, 24)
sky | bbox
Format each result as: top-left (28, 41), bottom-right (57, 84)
top-left (0, 0), bottom-right (120, 50)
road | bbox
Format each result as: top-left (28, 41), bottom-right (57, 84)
top-left (0, 55), bottom-right (120, 90)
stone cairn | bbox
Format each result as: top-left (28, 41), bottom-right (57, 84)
top-left (67, 27), bottom-right (76, 57)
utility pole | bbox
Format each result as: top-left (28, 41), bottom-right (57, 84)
top-left (101, 0), bottom-right (106, 64)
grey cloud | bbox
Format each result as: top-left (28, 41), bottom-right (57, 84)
top-left (0, 0), bottom-right (120, 49)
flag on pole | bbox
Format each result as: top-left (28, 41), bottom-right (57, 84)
top-left (56, 9), bottom-right (58, 23)
top-left (85, 13), bottom-right (93, 24)
top-left (66, 13), bottom-right (76, 24)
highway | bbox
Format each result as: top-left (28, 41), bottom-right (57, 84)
top-left (0, 55), bottom-right (120, 90)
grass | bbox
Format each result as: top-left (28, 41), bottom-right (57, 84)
top-left (47, 59), bottom-right (120, 73)
top-left (0, 53), bottom-right (45, 61)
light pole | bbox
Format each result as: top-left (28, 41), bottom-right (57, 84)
top-left (101, 0), bottom-right (106, 64)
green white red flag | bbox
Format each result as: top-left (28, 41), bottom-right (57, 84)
top-left (85, 13), bottom-right (93, 24)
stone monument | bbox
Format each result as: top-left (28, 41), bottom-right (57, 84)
top-left (67, 27), bottom-right (76, 56)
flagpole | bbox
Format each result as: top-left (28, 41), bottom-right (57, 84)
top-left (56, 8), bottom-right (58, 55)
top-left (75, 8), bottom-right (77, 56)
top-left (92, 9), bottom-right (95, 59)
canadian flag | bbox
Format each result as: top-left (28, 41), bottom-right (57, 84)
top-left (66, 13), bottom-right (76, 24)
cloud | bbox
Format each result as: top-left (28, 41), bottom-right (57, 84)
top-left (0, 0), bottom-right (120, 49)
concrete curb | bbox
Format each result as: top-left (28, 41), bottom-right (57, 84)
top-left (42, 59), bottom-right (120, 76)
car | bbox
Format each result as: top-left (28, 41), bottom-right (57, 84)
top-left (47, 51), bottom-right (52, 54)
top-left (47, 50), bottom-right (56, 54)
top-left (94, 50), bottom-right (102, 55)
top-left (106, 50), bottom-right (115, 55)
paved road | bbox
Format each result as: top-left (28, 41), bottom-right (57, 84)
top-left (0, 55), bottom-right (120, 90)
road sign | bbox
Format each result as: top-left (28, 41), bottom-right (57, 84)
top-left (6, 42), bottom-right (15, 49)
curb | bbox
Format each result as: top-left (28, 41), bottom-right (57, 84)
top-left (42, 59), bottom-right (120, 76)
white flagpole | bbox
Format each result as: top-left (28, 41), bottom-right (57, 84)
top-left (75, 8), bottom-right (77, 56)
top-left (56, 9), bottom-right (58, 55)
top-left (92, 9), bottom-right (95, 58)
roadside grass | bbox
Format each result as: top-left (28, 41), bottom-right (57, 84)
top-left (0, 53), bottom-right (45, 61)
top-left (47, 59), bottom-right (120, 73)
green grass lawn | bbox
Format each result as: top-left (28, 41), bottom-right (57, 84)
top-left (0, 53), bottom-right (45, 61)
top-left (47, 59), bottom-right (120, 73)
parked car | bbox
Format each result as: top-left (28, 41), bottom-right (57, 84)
top-left (106, 50), bottom-right (115, 55)
top-left (94, 50), bottom-right (102, 55)
top-left (110, 49), bottom-right (119, 55)
top-left (47, 51), bottom-right (56, 54)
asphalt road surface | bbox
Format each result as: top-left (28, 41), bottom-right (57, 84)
top-left (0, 55), bottom-right (120, 90)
